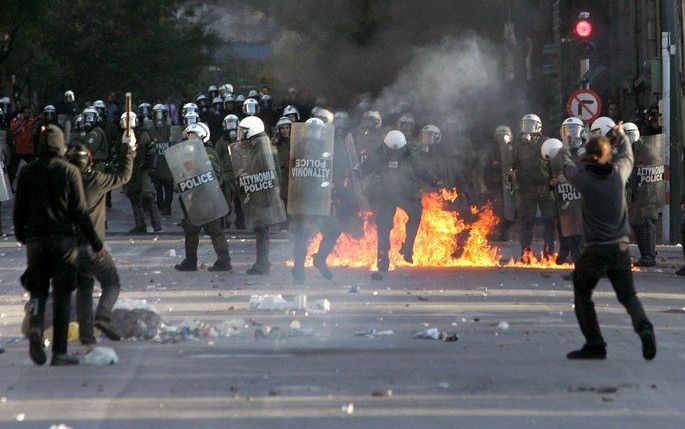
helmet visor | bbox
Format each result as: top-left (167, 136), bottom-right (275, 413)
top-left (560, 123), bottom-right (583, 142)
top-left (243, 103), bottom-right (258, 116)
top-left (520, 118), bottom-right (540, 134)
top-left (420, 130), bottom-right (440, 145)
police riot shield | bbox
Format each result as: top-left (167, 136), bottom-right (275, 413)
top-left (229, 135), bottom-right (286, 228)
top-left (550, 152), bottom-right (583, 237)
top-left (0, 160), bottom-right (11, 202)
top-left (499, 140), bottom-right (516, 222)
top-left (630, 134), bottom-right (665, 222)
top-left (169, 125), bottom-right (184, 144)
top-left (57, 114), bottom-right (72, 147)
top-left (288, 122), bottom-right (335, 216)
top-left (164, 139), bottom-right (229, 226)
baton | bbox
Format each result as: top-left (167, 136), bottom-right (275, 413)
top-left (125, 92), bottom-right (132, 137)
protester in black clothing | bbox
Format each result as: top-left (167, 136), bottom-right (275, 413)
top-left (562, 125), bottom-right (656, 361)
top-left (14, 125), bottom-right (106, 366)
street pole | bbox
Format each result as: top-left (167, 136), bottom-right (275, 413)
top-left (662, 0), bottom-right (683, 243)
top-left (662, 31), bottom-right (672, 241)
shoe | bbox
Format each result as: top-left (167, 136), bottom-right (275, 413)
top-left (95, 319), bottom-right (122, 341)
top-left (80, 336), bottom-right (97, 346)
top-left (28, 328), bottom-right (47, 366)
top-left (291, 268), bottom-right (305, 285)
top-left (313, 254), bottom-right (333, 280)
top-left (555, 252), bottom-right (569, 265)
top-left (566, 344), bottom-right (607, 360)
top-left (639, 328), bottom-right (657, 360)
top-left (561, 272), bottom-right (573, 281)
top-left (377, 255), bottom-right (390, 273)
top-left (247, 264), bottom-right (269, 275)
top-left (174, 260), bottom-right (198, 271)
top-left (399, 246), bottom-right (414, 264)
top-left (636, 258), bottom-right (656, 267)
top-left (50, 354), bottom-right (80, 366)
top-left (128, 226), bottom-right (147, 234)
top-left (208, 258), bottom-right (232, 272)
top-left (676, 265), bottom-right (685, 276)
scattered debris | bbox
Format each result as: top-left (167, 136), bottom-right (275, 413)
top-left (354, 329), bottom-right (394, 338)
top-left (415, 328), bottom-right (458, 342)
top-left (568, 383), bottom-right (638, 394)
top-left (316, 299), bottom-right (331, 312)
top-left (83, 347), bottom-right (119, 365)
top-left (164, 249), bottom-right (176, 257)
top-left (436, 382), bottom-right (450, 390)
top-left (250, 294), bottom-right (307, 311)
top-left (348, 286), bottom-right (360, 293)
top-left (15, 413), bottom-right (25, 422)
top-left (341, 403), bottom-right (355, 414)
top-left (497, 321), bottom-right (510, 330)
top-left (50, 424), bottom-right (74, 429)
top-left (372, 389), bottom-right (393, 398)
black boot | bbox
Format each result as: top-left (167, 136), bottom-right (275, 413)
top-left (291, 267), bottom-right (305, 284)
top-left (313, 253), bottom-right (333, 280)
top-left (247, 263), bottom-right (269, 275)
top-left (377, 253), bottom-right (390, 272)
top-left (399, 243), bottom-right (414, 264)
top-left (566, 344), bottom-right (607, 360)
top-left (174, 258), bottom-right (198, 271)
top-left (50, 354), bottom-right (80, 366)
top-left (208, 257), bottom-right (232, 272)
top-left (27, 297), bottom-right (47, 366)
top-left (639, 327), bottom-right (657, 360)
top-left (95, 319), bottom-right (122, 341)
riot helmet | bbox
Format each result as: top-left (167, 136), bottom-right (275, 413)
top-left (183, 111), bottom-right (199, 126)
top-left (259, 94), bottom-right (273, 111)
top-left (237, 116), bottom-right (265, 141)
top-left (43, 105), bottom-right (57, 124)
top-left (384, 130), bottom-right (407, 150)
top-left (208, 85), bottom-right (218, 100)
top-left (93, 100), bottom-right (106, 118)
top-left (152, 103), bottom-right (169, 125)
top-left (0, 97), bottom-right (10, 115)
top-left (119, 111), bottom-right (138, 129)
top-left (590, 116), bottom-right (615, 137)
top-left (362, 111), bottom-right (382, 130)
top-left (305, 117), bottom-right (325, 140)
top-left (184, 122), bottom-right (211, 143)
top-left (182, 102), bottom-right (198, 117)
top-left (494, 125), bottom-right (513, 144)
top-left (195, 94), bottom-right (209, 109)
top-left (541, 138), bottom-right (563, 160)
top-left (420, 124), bottom-right (441, 146)
top-left (82, 107), bottom-right (99, 129)
top-left (223, 94), bottom-right (235, 112)
top-left (137, 103), bottom-right (152, 120)
top-left (64, 90), bottom-right (75, 103)
top-left (283, 105), bottom-right (300, 122)
top-left (560, 117), bottom-right (585, 148)
top-left (242, 98), bottom-right (259, 116)
top-left (520, 114), bottom-right (542, 135)
top-left (212, 97), bottom-right (224, 113)
top-left (247, 90), bottom-right (259, 100)
top-left (235, 94), bottom-right (246, 104)
top-left (276, 116), bottom-right (292, 139)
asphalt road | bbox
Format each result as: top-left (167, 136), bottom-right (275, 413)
top-left (0, 194), bottom-right (684, 428)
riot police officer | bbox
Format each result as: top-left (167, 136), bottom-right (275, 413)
top-left (512, 114), bottom-right (555, 261)
top-left (175, 123), bottom-right (232, 272)
top-left (123, 112), bottom-right (162, 234)
top-left (359, 130), bottom-right (438, 272)
top-left (151, 104), bottom-right (174, 215)
top-left (272, 116), bottom-right (292, 217)
top-left (347, 110), bottom-right (384, 164)
top-left (215, 114), bottom-right (241, 228)
top-left (83, 107), bottom-right (109, 172)
top-left (624, 121), bottom-right (663, 267)
top-left (230, 116), bottom-right (286, 274)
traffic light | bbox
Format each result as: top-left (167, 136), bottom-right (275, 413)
top-left (572, 12), bottom-right (596, 58)
top-left (574, 16), bottom-right (592, 38)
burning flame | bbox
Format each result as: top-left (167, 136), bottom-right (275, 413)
top-left (304, 188), bottom-right (573, 270)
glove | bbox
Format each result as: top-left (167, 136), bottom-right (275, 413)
top-left (122, 132), bottom-right (137, 150)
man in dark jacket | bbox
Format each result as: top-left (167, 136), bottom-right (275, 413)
top-left (360, 130), bottom-right (438, 273)
top-left (562, 125), bottom-right (656, 360)
top-left (67, 131), bottom-right (135, 344)
top-left (14, 124), bottom-right (106, 366)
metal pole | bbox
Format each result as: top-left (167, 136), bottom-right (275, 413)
top-left (662, 31), bottom-right (671, 241)
top-left (662, 0), bottom-right (683, 243)
top-left (579, 58), bottom-right (590, 87)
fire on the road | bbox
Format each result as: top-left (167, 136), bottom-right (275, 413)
top-left (305, 189), bottom-right (573, 270)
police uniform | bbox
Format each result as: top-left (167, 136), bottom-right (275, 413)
top-left (125, 128), bottom-right (162, 232)
top-left (176, 142), bottom-right (231, 271)
top-left (512, 135), bottom-right (556, 259)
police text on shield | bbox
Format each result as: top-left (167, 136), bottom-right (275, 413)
top-left (179, 171), bottom-right (216, 193)
top-left (637, 165), bottom-right (664, 184)
top-left (239, 171), bottom-right (276, 193)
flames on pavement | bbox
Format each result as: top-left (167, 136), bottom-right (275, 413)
top-left (304, 188), bottom-right (573, 270)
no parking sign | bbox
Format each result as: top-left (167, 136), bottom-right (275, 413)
top-left (565, 89), bottom-right (603, 123)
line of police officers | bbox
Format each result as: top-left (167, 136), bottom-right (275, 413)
top-left (5, 83), bottom-right (671, 365)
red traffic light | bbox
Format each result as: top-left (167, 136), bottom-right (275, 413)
top-left (574, 19), bottom-right (593, 38)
